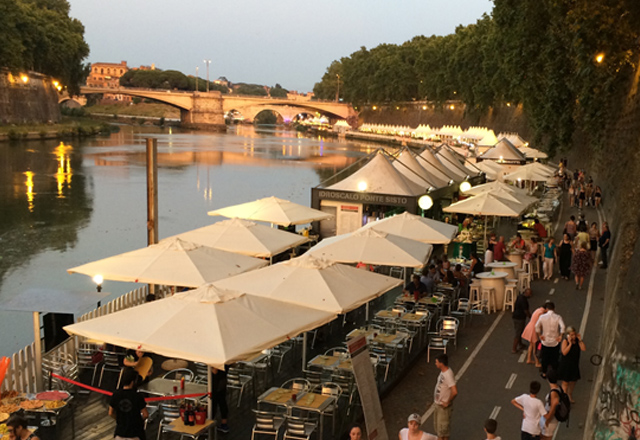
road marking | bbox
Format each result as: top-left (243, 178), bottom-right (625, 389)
top-left (549, 288), bottom-right (555, 296)
top-left (420, 311), bottom-right (506, 423)
top-left (580, 207), bottom-right (604, 338)
top-left (554, 278), bottom-right (559, 284)
top-left (518, 352), bottom-right (527, 363)
top-left (489, 406), bottom-right (501, 420)
top-left (505, 373), bottom-right (517, 389)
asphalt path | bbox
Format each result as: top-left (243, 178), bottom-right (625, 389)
top-left (382, 194), bottom-right (606, 440)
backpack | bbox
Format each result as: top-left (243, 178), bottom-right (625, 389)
top-left (551, 388), bottom-right (571, 423)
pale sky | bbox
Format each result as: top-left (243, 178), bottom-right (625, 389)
top-left (69, 0), bottom-right (494, 92)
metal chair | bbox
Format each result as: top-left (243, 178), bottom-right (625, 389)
top-left (96, 351), bottom-right (122, 388)
top-left (449, 298), bottom-right (470, 328)
top-left (227, 366), bottom-right (254, 408)
top-left (76, 345), bottom-right (101, 386)
top-left (281, 378), bottom-right (311, 393)
top-left (283, 415), bottom-right (318, 440)
top-left (312, 382), bottom-right (342, 434)
top-left (324, 347), bottom-right (348, 357)
top-left (369, 342), bottom-right (395, 383)
top-left (427, 336), bottom-right (448, 363)
top-left (270, 342), bottom-right (293, 373)
top-left (194, 362), bottom-right (209, 383)
top-left (251, 409), bottom-right (285, 440)
top-left (162, 368), bottom-right (194, 382)
top-left (437, 317), bottom-right (460, 349)
top-left (156, 399), bottom-right (181, 440)
top-left (303, 369), bottom-right (324, 388)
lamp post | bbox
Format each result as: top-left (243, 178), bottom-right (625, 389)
top-left (204, 59), bottom-right (211, 92)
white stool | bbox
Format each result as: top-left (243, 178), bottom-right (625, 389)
top-left (481, 287), bottom-right (497, 313)
top-left (522, 259), bottom-right (532, 274)
top-left (470, 284), bottom-right (481, 302)
top-left (503, 283), bottom-right (517, 311)
top-left (518, 271), bottom-right (531, 293)
top-left (530, 257), bottom-right (541, 279)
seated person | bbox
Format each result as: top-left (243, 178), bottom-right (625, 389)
top-left (420, 265), bottom-right (440, 293)
top-left (121, 349), bottom-right (153, 382)
top-left (469, 252), bottom-right (484, 276)
top-left (533, 219), bottom-right (547, 238)
top-left (442, 269), bottom-right (458, 287)
top-left (6, 415), bottom-right (40, 440)
top-left (403, 274), bottom-right (428, 302)
top-left (511, 233), bottom-right (526, 250)
top-left (452, 264), bottom-right (467, 285)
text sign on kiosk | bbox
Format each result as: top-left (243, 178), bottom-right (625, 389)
top-left (347, 335), bottom-right (389, 440)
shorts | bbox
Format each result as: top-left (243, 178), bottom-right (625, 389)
top-left (590, 240), bottom-right (597, 251)
top-left (521, 432), bottom-right (540, 440)
top-left (513, 319), bottom-right (526, 338)
top-left (433, 404), bottom-right (452, 437)
top-left (540, 418), bottom-right (559, 437)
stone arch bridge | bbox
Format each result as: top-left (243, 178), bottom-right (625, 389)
top-left (73, 87), bottom-right (357, 130)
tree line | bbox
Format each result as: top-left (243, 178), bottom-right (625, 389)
top-left (313, 0), bottom-right (640, 153)
top-left (0, 0), bottom-right (90, 95)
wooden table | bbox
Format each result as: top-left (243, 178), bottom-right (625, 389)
top-left (258, 387), bottom-right (296, 406)
top-left (375, 310), bottom-right (404, 320)
top-left (307, 355), bottom-right (340, 369)
top-left (165, 418), bottom-right (215, 438)
top-left (486, 261), bottom-right (518, 279)
top-left (475, 271), bottom-right (509, 311)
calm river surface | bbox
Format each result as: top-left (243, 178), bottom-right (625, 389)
top-left (0, 124), bottom-right (377, 357)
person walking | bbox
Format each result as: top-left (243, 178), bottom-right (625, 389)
top-left (571, 241), bottom-right (593, 290)
top-left (211, 366), bottom-right (230, 433)
top-left (564, 216), bottom-right (577, 240)
top-left (399, 414), bottom-right (436, 440)
top-left (522, 302), bottom-right (548, 367)
top-left (558, 326), bottom-right (586, 403)
top-left (511, 381), bottom-right (547, 440)
top-left (433, 354), bottom-right (458, 440)
top-left (512, 288), bottom-right (532, 353)
top-left (535, 302), bottom-right (565, 377)
top-left (558, 234), bottom-right (574, 280)
top-left (540, 371), bottom-right (561, 440)
top-left (483, 419), bottom-right (501, 440)
top-left (494, 236), bottom-right (507, 261)
top-left (594, 185), bottom-right (602, 208)
top-left (108, 367), bottom-right (148, 440)
top-left (599, 222), bottom-right (611, 269)
top-left (589, 222), bottom-right (600, 262)
top-left (542, 238), bottom-right (556, 280)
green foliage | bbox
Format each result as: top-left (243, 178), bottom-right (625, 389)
top-left (254, 110), bottom-right (278, 125)
top-left (0, 0), bottom-right (90, 94)
top-left (235, 83), bottom-right (268, 96)
top-left (269, 84), bottom-right (288, 98)
top-left (314, 1), bottom-right (639, 152)
top-left (119, 70), bottom-right (230, 93)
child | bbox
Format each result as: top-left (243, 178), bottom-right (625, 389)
top-left (484, 418), bottom-right (501, 440)
top-left (511, 381), bottom-right (547, 440)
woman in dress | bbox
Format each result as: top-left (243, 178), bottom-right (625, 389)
top-left (578, 184), bottom-right (586, 209)
top-left (558, 233), bottom-right (574, 280)
top-left (568, 184), bottom-right (575, 208)
top-left (543, 237), bottom-right (556, 280)
top-left (571, 241), bottom-right (593, 290)
top-left (589, 222), bottom-right (600, 262)
top-left (522, 303), bottom-right (547, 366)
top-left (558, 326), bottom-right (586, 403)
top-left (594, 185), bottom-right (603, 208)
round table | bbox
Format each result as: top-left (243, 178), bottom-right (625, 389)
top-left (161, 359), bottom-right (189, 371)
top-left (475, 271), bottom-right (509, 311)
top-left (486, 262), bottom-right (518, 279)
top-left (506, 251), bottom-right (525, 268)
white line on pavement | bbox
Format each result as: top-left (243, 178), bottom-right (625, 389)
top-left (489, 406), bottom-right (501, 420)
top-left (518, 352), bottom-right (526, 363)
top-left (549, 288), bottom-right (555, 296)
top-left (505, 373), bottom-right (517, 389)
top-left (579, 207), bottom-right (604, 337)
top-left (420, 311), bottom-right (506, 423)
top-left (554, 278), bottom-right (559, 284)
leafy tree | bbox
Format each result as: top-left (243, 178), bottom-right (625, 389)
top-left (235, 83), bottom-right (268, 96)
top-left (269, 84), bottom-right (288, 98)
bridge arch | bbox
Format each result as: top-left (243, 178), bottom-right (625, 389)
top-left (253, 109), bottom-right (284, 125)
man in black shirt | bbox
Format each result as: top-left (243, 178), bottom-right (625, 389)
top-left (109, 367), bottom-right (148, 440)
top-left (403, 274), bottom-right (428, 302)
top-left (512, 288), bottom-right (532, 354)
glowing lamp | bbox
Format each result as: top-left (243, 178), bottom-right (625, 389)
top-left (357, 181), bottom-right (368, 191)
top-left (93, 274), bottom-right (104, 292)
top-left (20, 74), bottom-right (29, 84)
top-left (372, 106), bottom-right (377, 110)
top-left (595, 53), bottom-right (605, 64)
top-left (418, 195), bottom-right (433, 210)
top-left (449, 105), bottom-right (455, 110)
top-left (459, 181), bottom-right (472, 193)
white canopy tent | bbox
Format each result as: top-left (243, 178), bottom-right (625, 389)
top-left (472, 160), bottom-right (504, 181)
top-left (479, 138), bottom-right (527, 163)
top-left (392, 148), bottom-right (441, 189)
top-left (360, 211), bottom-right (458, 244)
top-left (167, 218), bottom-right (308, 259)
top-left (308, 228), bottom-right (433, 268)
top-left (416, 148), bottom-right (459, 183)
top-left (208, 196), bottom-right (333, 227)
top-left (435, 146), bottom-right (471, 180)
top-left (477, 130), bottom-right (499, 147)
top-left (67, 237), bottom-right (268, 288)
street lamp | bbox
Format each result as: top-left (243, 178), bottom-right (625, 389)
top-left (92, 274), bottom-right (104, 292)
top-left (203, 59), bottom-right (211, 92)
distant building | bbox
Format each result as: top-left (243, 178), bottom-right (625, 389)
top-left (86, 61), bottom-right (131, 102)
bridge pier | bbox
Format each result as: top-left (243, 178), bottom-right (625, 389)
top-left (181, 92), bottom-right (227, 131)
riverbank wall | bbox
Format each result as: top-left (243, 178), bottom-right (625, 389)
top-left (0, 70), bottom-right (61, 124)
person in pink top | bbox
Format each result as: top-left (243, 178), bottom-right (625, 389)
top-left (522, 302), bottom-right (548, 367)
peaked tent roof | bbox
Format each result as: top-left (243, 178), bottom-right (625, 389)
top-left (519, 146), bottom-right (548, 159)
top-left (392, 148), bottom-right (441, 189)
top-left (436, 145), bottom-right (475, 180)
top-left (416, 148), bottom-right (458, 183)
top-left (479, 138), bottom-right (527, 162)
top-left (477, 130), bottom-right (499, 147)
top-left (472, 160), bottom-right (503, 180)
top-left (498, 133), bottom-right (528, 148)
top-left (327, 151), bottom-right (427, 196)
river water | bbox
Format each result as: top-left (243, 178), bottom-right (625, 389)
top-left (0, 124), bottom-right (376, 357)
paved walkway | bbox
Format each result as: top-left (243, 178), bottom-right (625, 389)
top-left (381, 193), bottom-right (606, 439)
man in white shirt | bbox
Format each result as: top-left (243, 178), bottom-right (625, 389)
top-left (511, 381), bottom-right (547, 440)
top-left (433, 354), bottom-right (457, 440)
top-left (534, 301), bottom-right (565, 376)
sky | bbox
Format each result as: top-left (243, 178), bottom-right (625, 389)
top-left (68, 0), bottom-right (494, 93)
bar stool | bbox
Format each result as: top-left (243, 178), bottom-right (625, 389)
top-left (503, 283), bottom-right (517, 311)
top-left (518, 270), bottom-right (531, 293)
top-left (469, 283), bottom-right (481, 303)
top-left (481, 287), bottom-right (497, 313)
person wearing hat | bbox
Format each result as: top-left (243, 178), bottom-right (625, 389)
top-left (399, 414), bottom-right (436, 440)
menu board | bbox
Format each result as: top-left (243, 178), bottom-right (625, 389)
top-left (337, 204), bottom-right (362, 235)
top-left (347, 336), bottom-right (388, 440)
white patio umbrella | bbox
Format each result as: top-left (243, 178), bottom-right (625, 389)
top-left (465, 181), bottom-right (529, 197)
top-left (67, 237), bottom-right (268, 288)
top-left (504, 164), bottom-right (553, 182)
top-left (360, 212), bottom-right (458, 244)
top-left (308, 228), bottom-right (432, 268)
top-left (167, 218), bottom-right (308, 259)
top-left (519, 146), bottom-right (548, 159)
top-left (208, 196), bottom-right (333, 227)
top-left (468, 186), bottom-right (539, 209)
top-left (64, 284), bottom-right (336, 368)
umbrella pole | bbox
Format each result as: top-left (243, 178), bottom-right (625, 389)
top-left (366, 302), bottom-right (370, 323)
top-left (302, 333), bottom-right (308, 370)
top-left (484, 217), bottom-right (488, 250)
top-left (33, 311), bottom-right (43, 391)
top-left (207, 366), bottom-right (214, 435)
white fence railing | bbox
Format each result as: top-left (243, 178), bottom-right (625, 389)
top-left (1, 285), bottom-right (169, 393)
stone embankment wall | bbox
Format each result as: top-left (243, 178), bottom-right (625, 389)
top-left (0, 69), bottom-right (61, 124)
top-left (359, 102), bottom-right (532, 138)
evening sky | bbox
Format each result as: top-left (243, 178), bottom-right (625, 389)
top-left (68, 0), bottom-right (493, 92)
